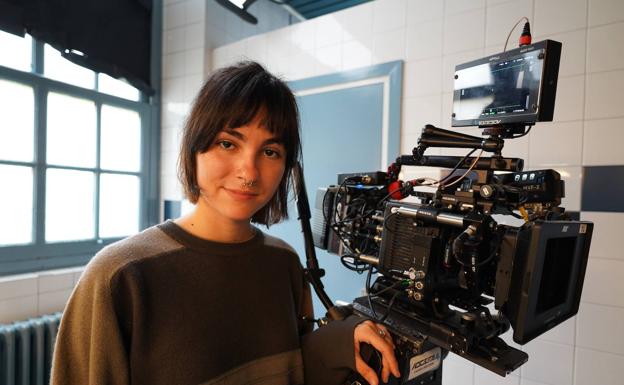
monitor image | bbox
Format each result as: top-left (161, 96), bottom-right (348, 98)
top-left (452, 40), bottom-right (561, 128)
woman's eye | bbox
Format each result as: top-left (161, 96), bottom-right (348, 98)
top-left (264, 149), bottom-right (281, 158)
top-left (217, 140), bottom-right (234, 150)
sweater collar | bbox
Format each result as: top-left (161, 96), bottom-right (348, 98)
top-left (158, 219), bottom-right (264, 254)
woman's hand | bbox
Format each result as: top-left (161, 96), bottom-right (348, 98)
top-left (354, 320), bottom-right (401, 385)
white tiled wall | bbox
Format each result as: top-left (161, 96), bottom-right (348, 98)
top-left (161, 0), bottom-right (208, 205)
top-left (0, 267), bottom-right (83, 324)
top-left (200, 1), bottom-right (624, 384)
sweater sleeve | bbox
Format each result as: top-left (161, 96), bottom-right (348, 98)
top-left (297, 275), bottom-right (366, 385)
top-left (50, 260), bottom-right (131, 385)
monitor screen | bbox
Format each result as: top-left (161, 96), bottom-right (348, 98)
top-left (453, 49), bottom-right (544, 125)
top-left (535, 236), bottom-right (576, 315)
top-left (451, 40), bottom-right (561, 127)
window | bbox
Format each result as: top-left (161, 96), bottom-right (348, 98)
top-left (43, 44), bottom-right (96, 90)
top-left (0, 32), bottom-right (158, 276)
top-left (0, 31), bottom-right (32, 72)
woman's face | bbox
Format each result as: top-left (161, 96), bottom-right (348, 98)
top-left (195, 113), bottom-right (287, 225)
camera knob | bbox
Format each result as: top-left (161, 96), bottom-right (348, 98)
top-left (406, 268), bottom-right (425, 280)
top-left (480, 184), bottom-right (495, 198)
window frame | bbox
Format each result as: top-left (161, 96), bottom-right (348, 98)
top-left (0, 23), bottom-right (161, 276)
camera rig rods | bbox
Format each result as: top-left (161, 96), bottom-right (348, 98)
top-left (407, 124), bottom-right (525, 172)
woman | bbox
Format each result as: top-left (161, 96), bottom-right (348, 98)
top-left (51, 61), bottom-right (399, 385)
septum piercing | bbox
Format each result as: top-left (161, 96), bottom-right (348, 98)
top-left (241, 179), bottom-right (257, 189)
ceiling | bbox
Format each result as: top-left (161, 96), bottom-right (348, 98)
top-left (284, 0), bottom-right (372, 19)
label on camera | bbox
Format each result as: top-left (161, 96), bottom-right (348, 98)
top-left (407, 347), bottom-right (442, 381)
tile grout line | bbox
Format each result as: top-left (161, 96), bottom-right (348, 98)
top-left (573, 343), bottom-right (624, 358)
top-left (580, 299), bottom-right (624, 310)
top-left (440, 0), bottom-right (448, 132)
top-left (578, 4), bottom-right (590, 321)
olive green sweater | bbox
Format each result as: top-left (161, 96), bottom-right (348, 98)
top-left (50, 220), bottom-right (361, 385)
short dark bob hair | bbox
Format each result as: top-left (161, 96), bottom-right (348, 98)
top-left (178, 61), bottom-right (302, 226)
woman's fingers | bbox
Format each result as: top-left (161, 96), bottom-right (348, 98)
top-left (367, 328), bottom-right (400, 377)
top-left (355, 321), bottom-right (401, 380)
top-left (372, 323), bottom-right (397, 378)
top-left (380, 359), bottom-right (390, 383)
top-left (355, 351), bottom-right (380, 385)
top-left (381, 350), bottom-right (400, 380)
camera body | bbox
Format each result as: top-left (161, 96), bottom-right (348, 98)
top-left (310, 40), bottom-right (594, 383)
top-left (316, 168), bottom-right (592, 380)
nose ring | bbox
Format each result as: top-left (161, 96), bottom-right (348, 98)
top-left (241, 179), bottom-right (257, 189)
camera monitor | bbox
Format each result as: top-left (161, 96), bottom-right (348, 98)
top-left (505, 220), bottom-right (593, 344)
top-left (452, 40), bottom-right (561, 127)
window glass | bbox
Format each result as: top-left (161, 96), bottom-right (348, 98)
top-left (100, 105), bottom-right (141, 172)
top-left (0, 165), bottom-right (33, 245)
top-left (45, 168), bottom-right (95, 242)
top-left (47, 92), bottom-right (97, 168)
top-left (0, 32), bottom-right (150, 276)
top-left (0, 79), bottom-right (34, 162)
top-left (99, 173), bottom-right (140, 238)
top-left (43, 44), bottom-right (95, 89)
top-left (0, 31), bottom-right (32, 72)
top-left (98, 73), bottom-right (140, 101)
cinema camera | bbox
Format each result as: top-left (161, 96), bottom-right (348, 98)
top-left (300, 40), bottom-right (594, 384)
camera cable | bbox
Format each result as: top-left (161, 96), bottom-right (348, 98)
top-left (439, 150), bottom-right (484, 189)
top-left (503, 17), bottom-right (531, 51)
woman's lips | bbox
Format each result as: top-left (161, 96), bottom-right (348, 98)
top-left (224, 188), bottom-right (259, 201)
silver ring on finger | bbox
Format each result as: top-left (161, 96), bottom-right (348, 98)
top-left (378, 328), bottom-right (386, 337)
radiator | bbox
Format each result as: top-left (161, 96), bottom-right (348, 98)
top-left (0, 313), bottom-right (62, 385)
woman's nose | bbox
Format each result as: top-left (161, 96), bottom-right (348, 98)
top-left (236, 152), bottom-right (260, 182)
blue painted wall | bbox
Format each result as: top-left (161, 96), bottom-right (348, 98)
top-left (264, 61), bottom-right (403, 317)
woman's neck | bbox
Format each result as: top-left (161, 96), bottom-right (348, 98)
top-left (174, 209), bottom-right (255, 244)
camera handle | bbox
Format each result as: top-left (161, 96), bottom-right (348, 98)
top-left (292, 162), bottom-right (353, 322)
top-left (414, 123), bottom-right (530, 158)
top-left (415, 124), bottom-right (504, 157)
top-left (386, 124), bottom-right (525, 186)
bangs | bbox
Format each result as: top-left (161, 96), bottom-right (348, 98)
top-left (207, 64), bottom-right (299, 165)
top-left (223, 74), bottom-right (297, 147)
